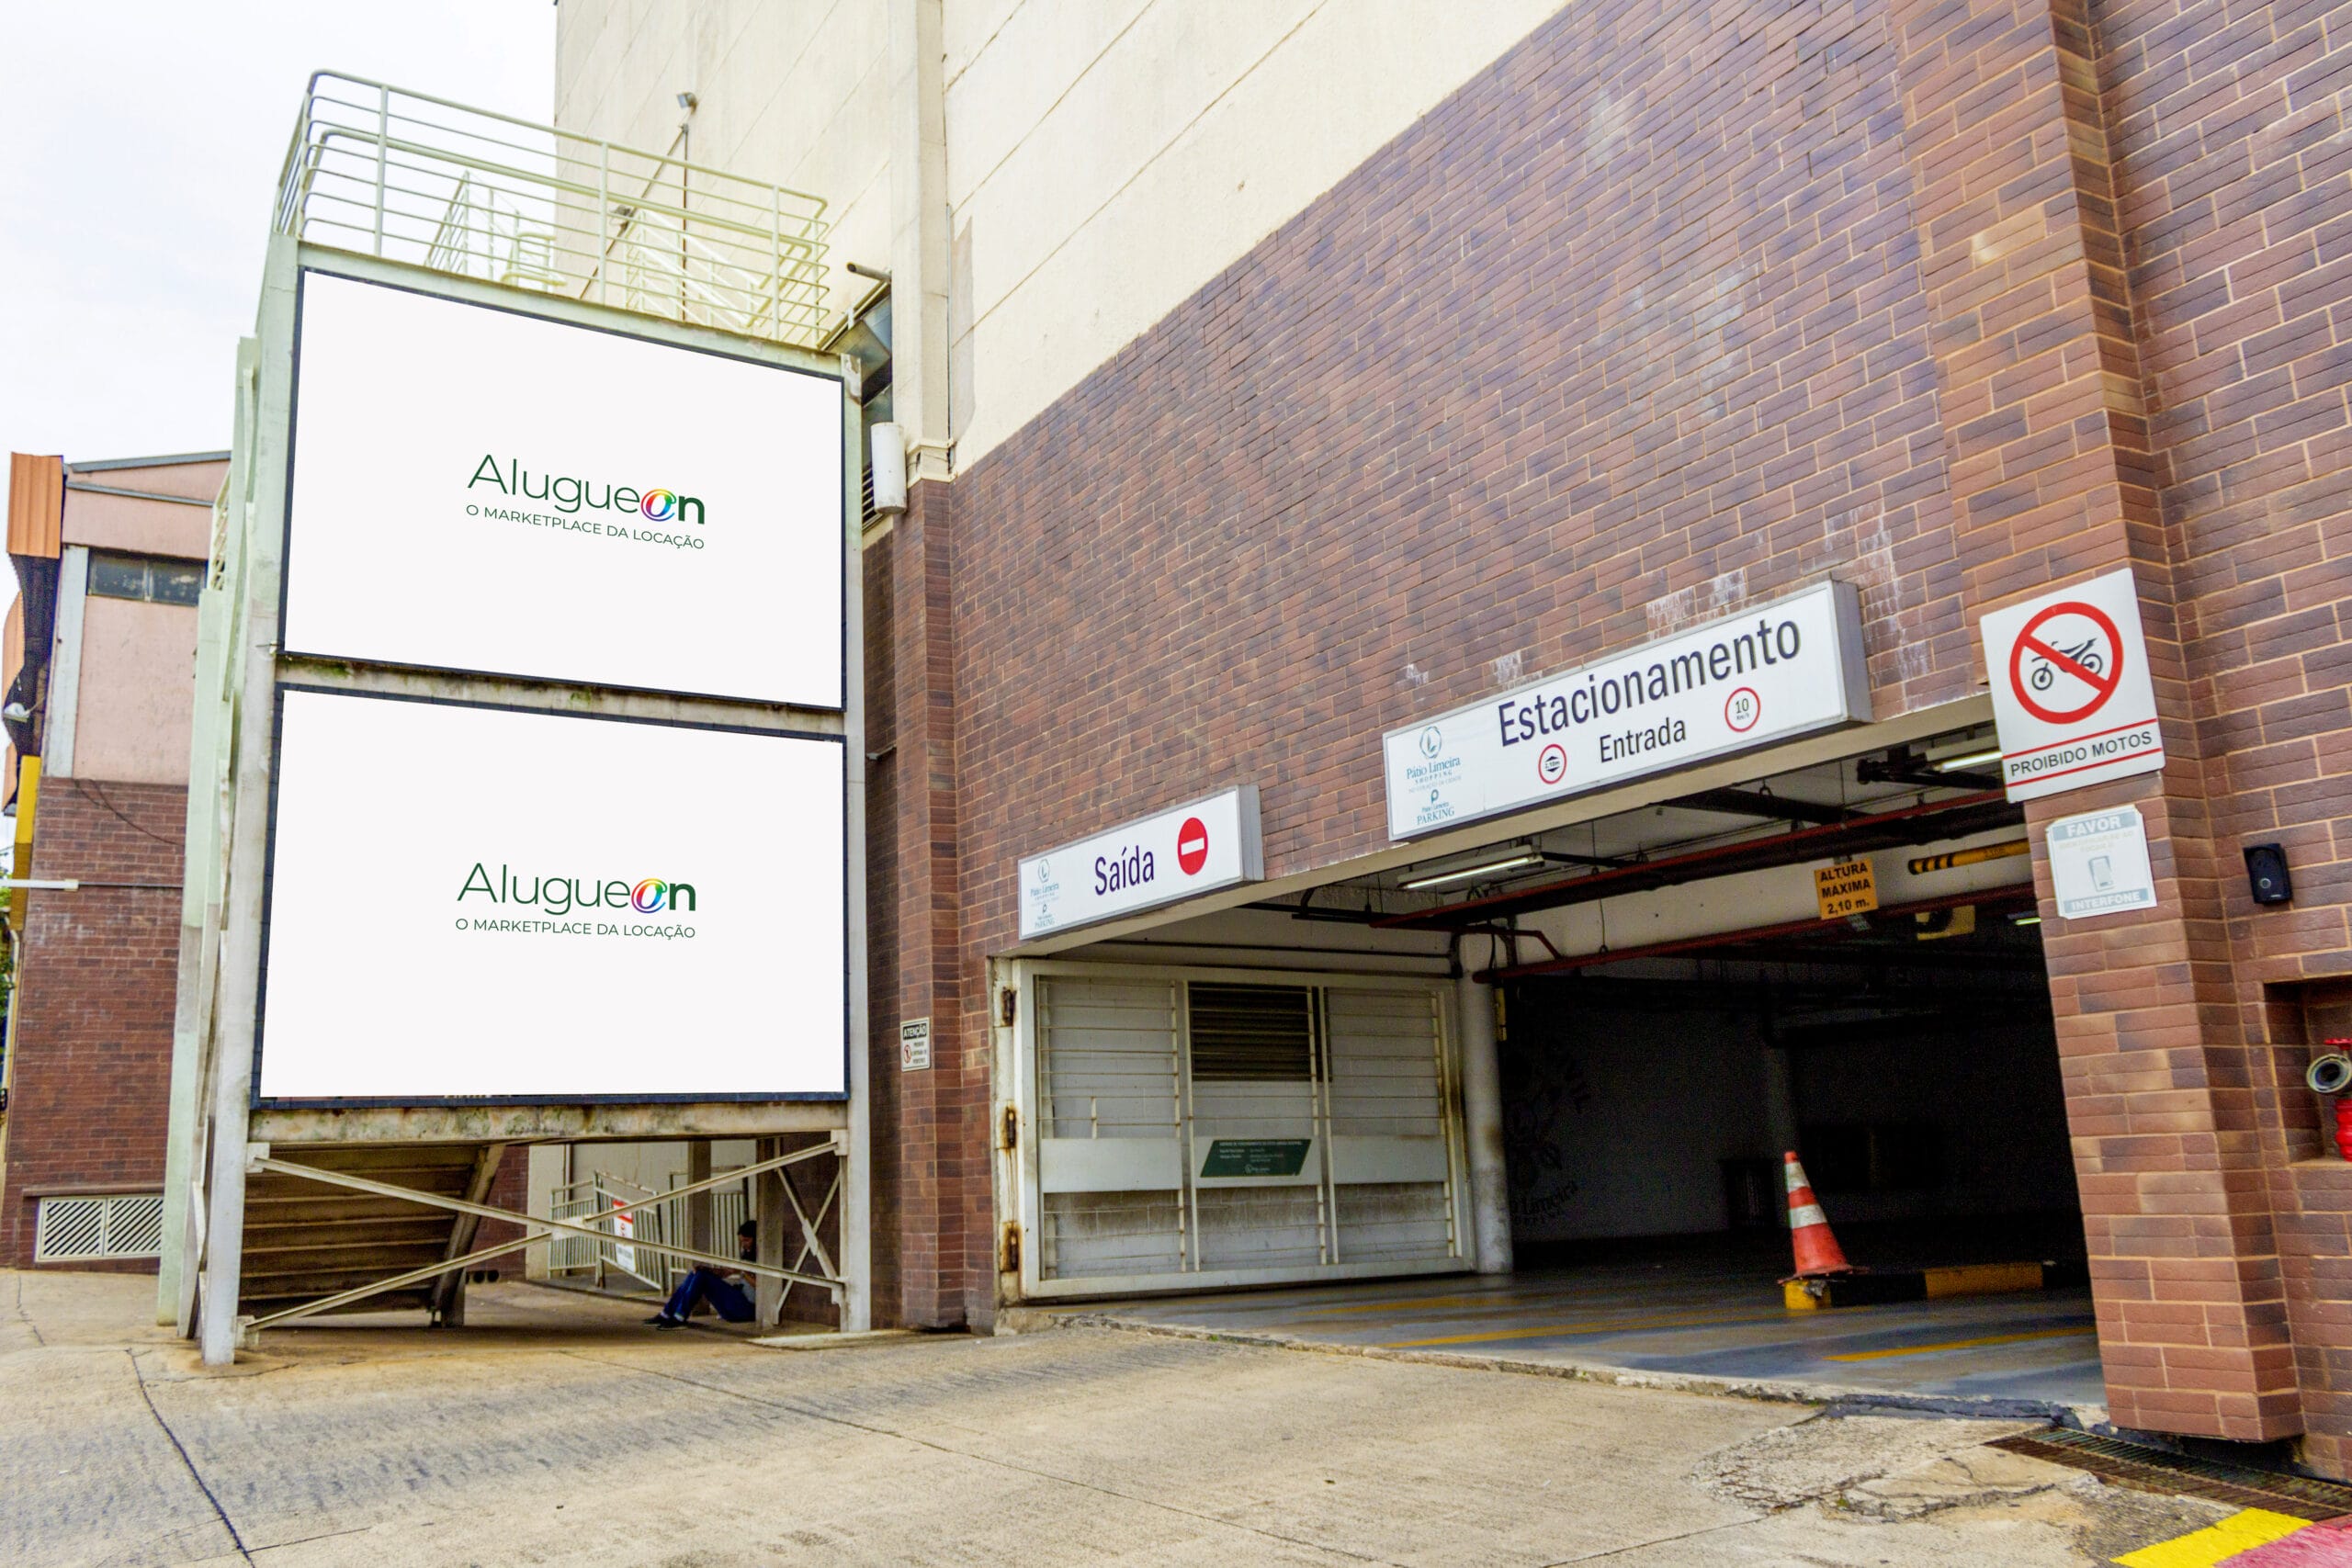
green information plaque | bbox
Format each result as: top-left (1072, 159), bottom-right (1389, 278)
top-left (1199, 1138), bottom-right (1313, 1179)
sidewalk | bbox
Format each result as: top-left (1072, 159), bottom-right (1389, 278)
top-left (1, 1269), bottom-right (2256, 1566)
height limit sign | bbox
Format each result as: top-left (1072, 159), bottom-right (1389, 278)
top-left (1978, 569), bottom-right (2164, 802)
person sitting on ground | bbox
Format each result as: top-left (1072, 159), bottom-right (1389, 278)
top-left (646, 1219), bottom-right (759, 1330)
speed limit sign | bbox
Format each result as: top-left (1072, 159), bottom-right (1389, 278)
top-left (1978, 569), bottom-right (2164, 802)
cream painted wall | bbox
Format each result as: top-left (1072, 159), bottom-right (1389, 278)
top-left (555, 0), bottom-right (892, 329)
top-left (938, 0), bottom-right (1566, 466)
top-left (554, 0), bottom-right (1568, 467)
top-left (71, 596), bottom-right (198, 785)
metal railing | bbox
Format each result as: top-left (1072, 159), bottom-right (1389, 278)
top-left (548, 1171), bottom-right (752, 1293)
top-left (275, 72), bottom-right (832, 347)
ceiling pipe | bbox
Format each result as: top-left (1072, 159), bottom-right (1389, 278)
top-left (1375, 790), bottom-right (2018, 931)
top-left (1472, 885), bottom-right (2039, 983)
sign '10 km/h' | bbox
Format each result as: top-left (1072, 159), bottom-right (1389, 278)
top-left (1978, 569), bottom-right (2165, 802)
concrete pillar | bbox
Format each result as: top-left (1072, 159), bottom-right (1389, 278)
top-left (1762, 1044), bottom-right (1798, 1164)
top-left (686, 1140), bottom-right (713, 1258)
top-left (753, 1135), bottom-right (786, 1329)
top-left (197, 1068), bottom-right (251, 1366)
top-left (1456, 969), bottom-right (1512, 1275)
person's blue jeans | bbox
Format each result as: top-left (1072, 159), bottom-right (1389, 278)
top-left (660, 1266), bottom-right (754, 1324)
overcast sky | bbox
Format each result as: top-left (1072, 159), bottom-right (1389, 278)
top-left (0, 3), bottom-right (555, 465)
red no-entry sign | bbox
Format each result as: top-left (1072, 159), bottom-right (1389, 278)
top-left (1176, 817), bottom-right (1209, 875)
top-left (2007, 600), bottom-right (2125, 726)
top-left (1979, 570), bottom-right (2164, 803)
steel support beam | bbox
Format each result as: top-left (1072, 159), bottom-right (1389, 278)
top-left (427, 1142), bottom-right (510, 1326)
top-left (239, 1139), bottom-right (847, 1337)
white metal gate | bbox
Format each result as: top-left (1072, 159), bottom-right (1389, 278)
top-left (1012, 962), bottom-right (1467, 1300)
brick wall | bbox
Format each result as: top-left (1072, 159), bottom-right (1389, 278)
top-left (0, 777), bottom-right (185, 1269)
top-left (2095, 0), bottom-right (2352, 1466)
top-left (859, 0), bottom-right (2352, 1458)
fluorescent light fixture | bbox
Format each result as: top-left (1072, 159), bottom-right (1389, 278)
top-left (2011, 914), bottom-right (2042, 926)
top-left (1931, 747), bottom-right (2002, 772)
top-left (1399, 849), bottom-right (1544, 892)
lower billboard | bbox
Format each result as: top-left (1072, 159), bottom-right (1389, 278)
top-left (254, 687), bottom-right (846, 1103)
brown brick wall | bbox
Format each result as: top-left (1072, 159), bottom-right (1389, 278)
top-left (0, 778), bottom-right (185, 1269)
top-left (855, 0), bottom-right (2352, 1456)
top-left (2095, 0), bottom-right (2352, 1465)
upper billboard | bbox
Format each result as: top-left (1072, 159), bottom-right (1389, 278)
top-left (254, 687), bottom-right (846, 1103)
top-left (281, 270), bottom-right (844, 707)
top-left (1382, 581), bottom-right (1871, 839)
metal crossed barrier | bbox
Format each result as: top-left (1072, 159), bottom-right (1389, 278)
top-left (275, 71), bottom-right (833, 346)
top-left (550, 1172), bottom-right (752, 1292)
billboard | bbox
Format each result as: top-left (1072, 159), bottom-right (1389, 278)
top-left (254, 687), bottom-right (846, 1103)
top-left (281, 269), bottom-right (844, 707)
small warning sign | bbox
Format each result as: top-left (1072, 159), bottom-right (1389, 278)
top-left (1815, 860), bottom-right (1879, 919)
top-left (1978, 569), bottom-right (2164, 802)
top-left (899, 1016), bottom-right (932, 1072)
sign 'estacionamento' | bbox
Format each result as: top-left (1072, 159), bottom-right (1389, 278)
top-left (254, 687), bottom-right (847, 1102)
top-left (280, 270), bottom-right (845, 708)
top-left (1382, 582), bottom-right (1871, 839)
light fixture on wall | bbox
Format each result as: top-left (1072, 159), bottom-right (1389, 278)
top-left (1398, 847), bottom-right (1544, 892)
top-left (869, 423), bottom-right (908, 518)
top-left (1926, 731), bottom-right (2002, 773)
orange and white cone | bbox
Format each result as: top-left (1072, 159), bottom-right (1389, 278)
top-left (1782, 1151), bottom-right (1852, 1278)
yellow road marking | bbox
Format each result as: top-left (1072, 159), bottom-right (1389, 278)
top-left (2112, 1506), bottom-right (2307, 1567)
top-left (1379, 1308), bottom-right (1793, 1348)
top-left (1824, 1325), bottom-right (2097, 1362)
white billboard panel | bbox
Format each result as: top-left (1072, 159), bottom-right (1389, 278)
top-left (255, 688), bottom-right (846, 1102)
top-left (282, 270), bottom-right (844, 706)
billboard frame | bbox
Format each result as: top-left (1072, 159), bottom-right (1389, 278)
top-left (170, 234), bottom-right (874, 1353)
top-left (248, 682), bottom-right (854, 1110)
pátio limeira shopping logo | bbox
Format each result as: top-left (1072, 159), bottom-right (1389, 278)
top-left (454, 861), bottom-right (700, 940)
top-left (463, 456), bottom-right (710, 552)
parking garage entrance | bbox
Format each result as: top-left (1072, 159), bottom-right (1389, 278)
top-left (1012, 723), bottom-right (2104, 1409)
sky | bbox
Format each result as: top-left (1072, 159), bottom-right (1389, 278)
top-left (0, 3), bottom-right (557, 466)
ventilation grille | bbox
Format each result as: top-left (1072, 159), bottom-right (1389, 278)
top-left (34, 1193), bottom-right (165, 1262)
top-left (1188, 984), bottom-right (1314, 1082)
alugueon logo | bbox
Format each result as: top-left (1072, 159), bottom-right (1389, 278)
top-left (467, 456), bottom-right (705, 525)
top-left (458, 862), bottom-right (698, 918)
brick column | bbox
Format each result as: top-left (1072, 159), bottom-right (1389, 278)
top-left (886, 479), bottom-right (968, 1327)
top-left (1894, 0), bottom-right (2296, 1441)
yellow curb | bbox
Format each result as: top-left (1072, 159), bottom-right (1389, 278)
top-left (2112, 1506), bottom-right (2308, 1567)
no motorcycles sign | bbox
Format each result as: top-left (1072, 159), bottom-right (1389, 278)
top-left (1978, 569), bottom-right (2165, 802)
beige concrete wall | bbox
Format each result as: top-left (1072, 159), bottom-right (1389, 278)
top-left (939, 0), bottom-right (1566, 466)
top-left (555, 0), bottom-right (891, 329)
top-left (553, 0), bottom-right (1568, 466)
top-left (70, 595), bottom-right (198, 785)
top-left (60, 459), bottom-right (217, 558)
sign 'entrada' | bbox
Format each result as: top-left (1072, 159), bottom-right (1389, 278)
top-left (1018, 786), bottom-right (1263, 941)
top-left (1382, 582), bottom-right (1871, 839)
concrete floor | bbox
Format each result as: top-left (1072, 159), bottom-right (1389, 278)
top-left (1063, 1251), bottom-right (2107, 1416)
top-left (0, 1267), bottom-right (2243, 1566)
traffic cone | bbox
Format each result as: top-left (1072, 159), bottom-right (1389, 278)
top-left (1782, 1151), bottom-right (1853, 1278)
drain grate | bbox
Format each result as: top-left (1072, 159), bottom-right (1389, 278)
top-left (1990, 1430), bottom-right (2352, 1522)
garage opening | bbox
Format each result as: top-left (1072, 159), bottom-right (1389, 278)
top-left (1040, 726), bottom-right (2102, 1406)
top-left (1498, 910), bottom-right (2079, 1279)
